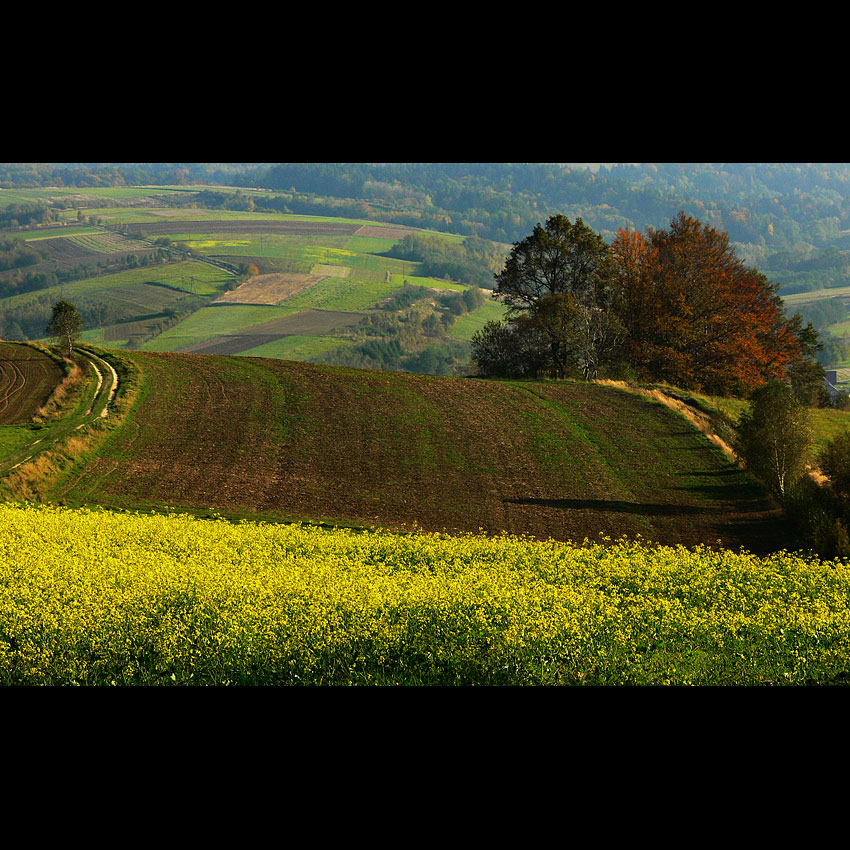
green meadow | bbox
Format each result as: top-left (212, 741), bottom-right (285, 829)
top-left (276, 273), bottom-right (400, 313)
top-left (3, 262), bottom-right (230, 311)
top-left (239, 334), bottom-right (352, 360)
top-left (141, 304), bottom-right (295, 352)
top-left (449, 299), bottom-right (510, 340)
top-left (16, 227), bottom-right (94, 240)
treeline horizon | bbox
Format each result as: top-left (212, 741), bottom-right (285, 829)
top-left (6, 162), bottom-right (850, 295)
top-left (6, 162), bottom-right (850, 354)
top-left (5, 161), bottom-right (850, 248)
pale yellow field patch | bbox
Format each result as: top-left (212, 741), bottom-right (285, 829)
top-left (214, 272), bottom-right (327, 305)
top-left (189, 239), bottom-right (251, 250)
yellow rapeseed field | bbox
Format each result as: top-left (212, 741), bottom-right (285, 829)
top-left (1, 502), bottom-right (849, 685)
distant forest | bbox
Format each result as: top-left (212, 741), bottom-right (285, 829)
top-left (5, 162), bottom-right (850, 297)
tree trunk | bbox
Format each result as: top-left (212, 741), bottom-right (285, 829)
top-left (550, 340), bottom-right (566, 379)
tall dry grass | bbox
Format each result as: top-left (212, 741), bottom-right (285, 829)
top-left (5, 432), bottom-right (98, 501)
top-left (33, 360), bottom-right (87, 423)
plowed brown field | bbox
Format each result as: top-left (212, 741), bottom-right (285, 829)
top-left (0, 342), bottom-right (64, 425)
top-left (52, 353), bottom-right (792, 553)
top-left (177, 335), bottom-right (285, 356)
top-left (176, 310), bottom-right (365, 355)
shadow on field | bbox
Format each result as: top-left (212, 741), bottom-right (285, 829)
top-left (723, 514), bottom-right (801, 555)
top-left (503, 497), bottom-right (707, 516)
top-left (675, 483), bottom-right (765, 501)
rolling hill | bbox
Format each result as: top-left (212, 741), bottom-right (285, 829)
top-left (42, 348), bottom-right (793, 554)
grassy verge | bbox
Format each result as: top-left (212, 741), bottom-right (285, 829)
top-left (648, 383), bottom-right (850, 465)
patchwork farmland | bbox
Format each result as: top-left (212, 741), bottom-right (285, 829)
top-left (0, 229), bottom-right (161, 286)
top-left (1, 205), bottom-right (506, 375)
top-left (176, 310), bottom-right (367, 356)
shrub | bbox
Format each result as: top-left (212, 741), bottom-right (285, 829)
top-left (811, 515), bottom-right (850, 561)
top-left (834, 392), bottom-right (850, 411)
top-left (785, 476), bottom-right (850, 559)
top-left (819, 430), bottom-right (850, 500)
top-left (470, 319), bottom-right (551, 379)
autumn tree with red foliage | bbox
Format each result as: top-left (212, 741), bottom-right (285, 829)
top-left (611, 212), bottom-right (811, 395)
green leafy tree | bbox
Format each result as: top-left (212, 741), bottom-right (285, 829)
top-left (470, 319), bottom-right (550, 379)
top-left (735, 382), bottom-right (812, 503)
top-left (785, 314), bottom-right (827, 406)
top-left (493, 214), bottom-right (621, 379)
top-left (45, 300), bottom-right (83, 358)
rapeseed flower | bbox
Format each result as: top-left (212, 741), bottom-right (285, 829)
top-left (1, 502), bottom-right (849, 685)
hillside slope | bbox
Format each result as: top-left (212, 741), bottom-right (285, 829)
top-left (50, 352), bottom-right (794, 553)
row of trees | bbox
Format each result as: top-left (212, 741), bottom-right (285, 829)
top-left (385, 233), bottom-right (505, 289)
top-left (0, 202), bottom-right (55, 230)
top-left (0, 236), bottom-right (47, 271)
top-left (472, 213), bottom-right (822, 399)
